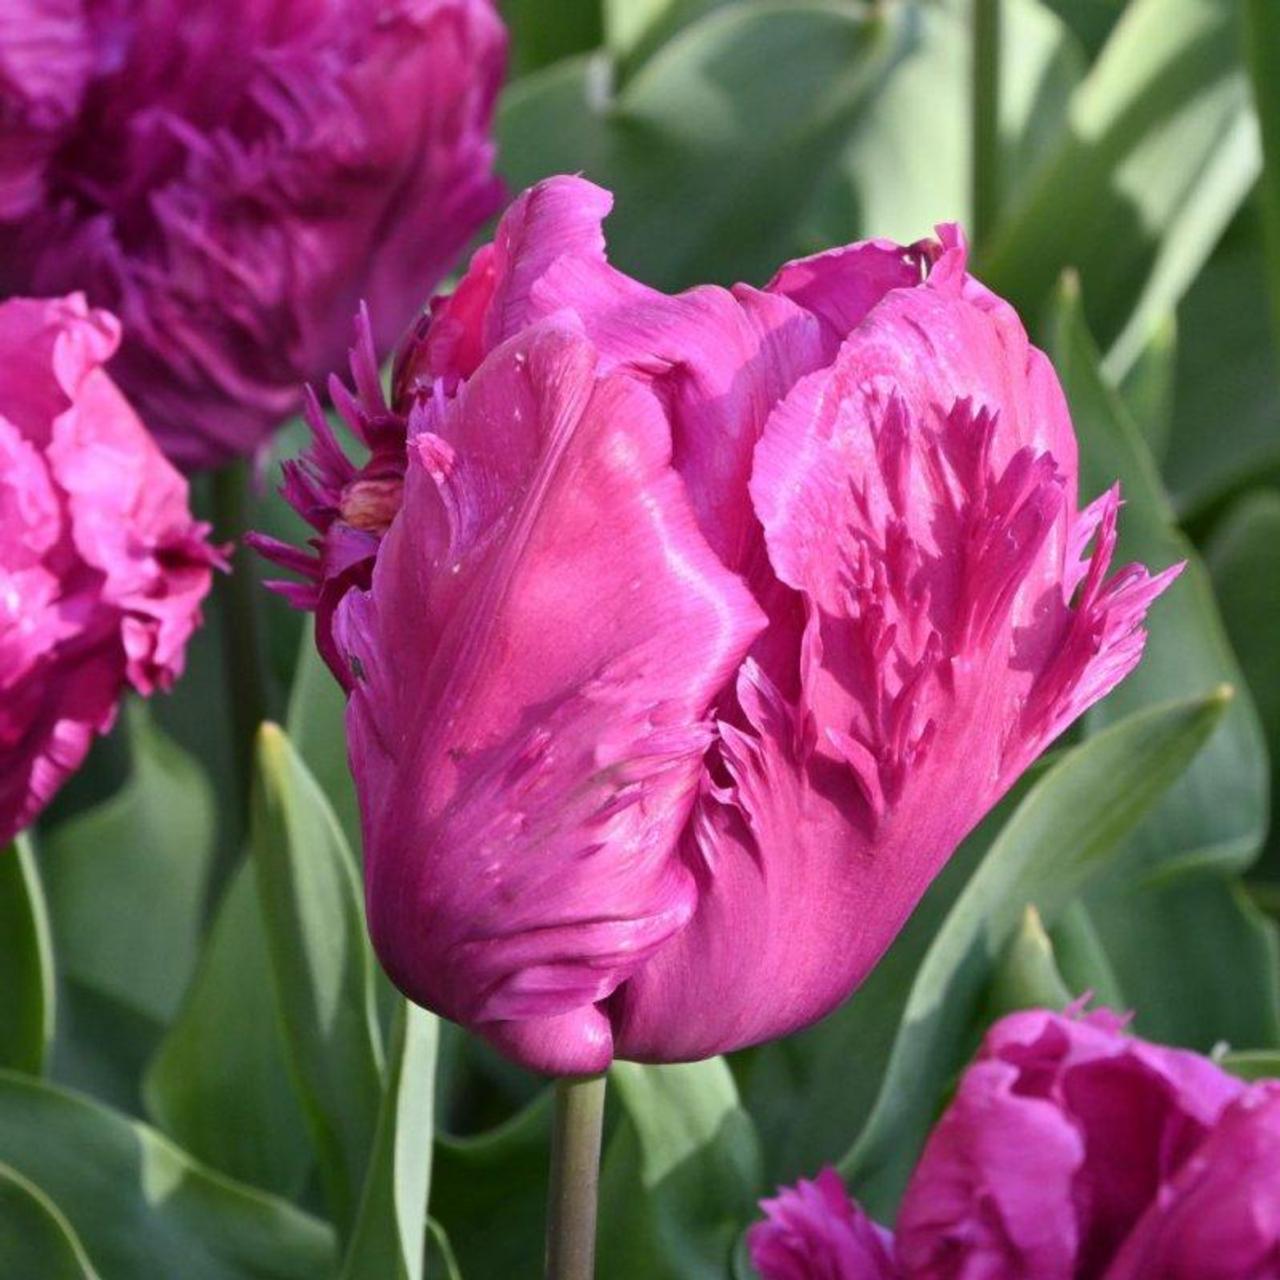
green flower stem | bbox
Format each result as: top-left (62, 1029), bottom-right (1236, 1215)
top-left (971, 0), bottom-right (1001, 249)
top-left (545, 1074), bottom-right (607, 1280)
top-left (212, 460), bottom-right (271, 824)
top-left (1244, 0), bottom-right (1280, 359)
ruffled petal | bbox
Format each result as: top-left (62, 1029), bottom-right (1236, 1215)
top-left (614, 246), bottom-right (1174, 1062)
top-left (338, 318), bottom-right (764, 1073)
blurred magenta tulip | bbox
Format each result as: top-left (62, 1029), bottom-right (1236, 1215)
top-left (754, 1008), bottom-right (1274, 1280)
top-left (0, 0), bottom-right (505, 469)
top-left (1104, 1081), bottom-right (1280, 1280)
top-left (0, 294), bottom-right (222, 846)
top-left (748, 1167), bottom-right (898, 1280)
top-left (261, 176), bottom-right (1180, 1073)
top-left (896, 1007), bottom-right (1246, 1278)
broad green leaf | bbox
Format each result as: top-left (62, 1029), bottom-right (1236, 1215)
top-left (599, 1060), bottom-right (761, 1279)
top-left (0, 1163), bottom-right (99, 1280)
top-left (1117, 313), bottom-right (1177, 462)
top-left (40, 704), bottom-right (216, 1110)
top-left (1036, 0), bottom-right (1124, 58)
top-left (1222, 1049), bottom-right (1280, 1081)
top-left (341, 1002), bottom-right (439, 1280)
top-left (143, 861), bottom-right (311, 1200)
top-left (0, 1072), bottom-right (333, 1280)
top-left (1245, 0), bottom-right (1280, 357)
top-left (981, 0), bottom-right (1260, 376)
top-left (0, 837), bottom-right (54, 1075)
top-left (840, 689), bottom-right (1228, 1216)
top-left (805, 0), bottom-right (1082, 248)
top-left (287, 620), bottom-right (361, 853)
top-left (1087, 874), bottom-right (1280, 1051)
top-left (431, 1093), bottom-right (552, 1277)
top-left (1162, 214), bottom-right (1280, 516)
top-left (1054, 288), bottom-right (1279, 1051)
top-left (1050, 276), bottom-right (1268, 878)
top-left (506, 0), bottom-right (604, 76)
top-left (985, 906), bottom-right (1073, 1017)
top-left (425, 1220), bottom-right (463, 1280)
top-left (500, 3), bottom-right (896, 290)
top-left (1207, 489), bottom-right (1280, 874)
top-left (1046, 899), bottom-right (1127, 1010)
top-left (251, 723), bottom-right (383, 1235)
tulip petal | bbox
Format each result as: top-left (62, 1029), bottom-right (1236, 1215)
top-left (614, 246), bottom-right (1176, 1062)
top-left (336, 318), bottom-right (764, 1073)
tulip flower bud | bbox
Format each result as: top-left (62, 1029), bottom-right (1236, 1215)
top-left (262, 177), bottom-right (1182, 1073)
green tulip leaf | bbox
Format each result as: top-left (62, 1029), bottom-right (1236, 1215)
top-left (0, 1072), bottom-right (332, 1279)
top-left (1117, 313), bottom-right (1177, 462)
top-left (500, 3), bottom-right (896, 291)
top-left (1049, 277), bottom-right (1280, 1050)
top-left (1046, 900), bottom-right (1128, 1012)
top-left (1245, 0), bottom-right (1280, 358)
top-left (143, 860), bottom-right (311, 1199)
top-left (40, 703), bottom-right (216, 1110)
top-left (1221, 1049), bottom-right (1280, 1082)
top-left (251, 723), bottom-right (384, 1236)
top-left (599, 1059), bottom-right (762, 1280)
top-left (431, 1093), bottom-right (553, 1278)
top-left (341, 1002), bottom-right (439, 1280)
top-left (1207, 489), bottom-right (1280, 874)
top-left (1050, 275), bottom-right (1268, 879)
top-left (0, 1163), bottom-right (100, 1280)
top-left (804, 0), bottom-right (1083, 249)
top-left (982, 0), bottom-right (1259, 377)
top-left (985, 906), bottom-right (1074, 1018)
top-left (1162, 216), bottom-right (1280, 517)
top-left (0, 836), bottom-right (54, 1075)
top-left (506, 0), bottom-right (603, 75)
top-left (1087, 874), bottom-right (1280, 1050)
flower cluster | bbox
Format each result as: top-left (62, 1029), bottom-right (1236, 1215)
top-left (0, 0), bottom-right (506, 468)
top-left (750, 1007), bottom-right (1280, 1279)
top-left (0, 294), bottom-right (223, 846)
top-left (260, 176), bottom-right (1179, 1074)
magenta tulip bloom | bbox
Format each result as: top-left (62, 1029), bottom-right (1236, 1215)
top-left (1105, 1082), bottom-right (1280, 1280)
top-left (0, 0), bottom-right (505, 469)
top-left (896, 1007), bottom-right (1246, 1278)
top-left (748, 1167), bottom-right (898, 1280)
top-left (261, 176), bottom-right (1180, 1073)
top-left (0, 294), bottom-right (222, 846)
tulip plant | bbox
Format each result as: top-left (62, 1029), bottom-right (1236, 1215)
top-left (2, 0), bottom-right (1279, 1278)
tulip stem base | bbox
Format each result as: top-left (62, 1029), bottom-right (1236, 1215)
top-left (545, 1074), bottom-right (607, 1280)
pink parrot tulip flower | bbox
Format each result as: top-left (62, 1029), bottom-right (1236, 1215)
top-left (754, 1007), bottom-right (1275, 1280)
top-left (0, 0), bottom-right (506, 469)
top-left (0, 294), bottom-right (223, 847)
top-left (748, 1166), bottom-right (899, 1280)
top-left (259, 176), bottom-right (1181, 1074)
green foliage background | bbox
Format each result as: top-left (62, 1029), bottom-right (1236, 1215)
top-left (4, 0), bottom-right (1280, 1275)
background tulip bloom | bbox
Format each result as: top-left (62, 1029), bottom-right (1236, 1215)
top-left (264, 176), bottom-right (1180, 1074)
top-left (748, 1167), bottom-right (898, 1280)
top-left (895, 1007), bottom-right (1246, 1278)
top-left (754, 1009), bottom-right (1276, 1280)
top-left (0, 0), bottom-right (505, 470)
top-left (0, 294), bottom-right (222, 846)
top-left (1104, 1082), bottom-right (1280, 1280)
